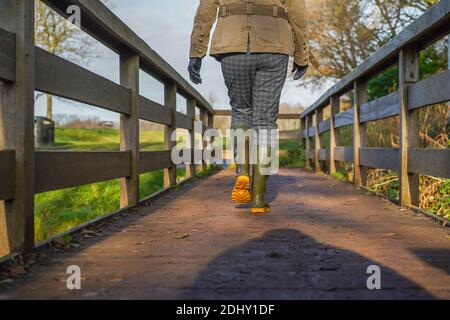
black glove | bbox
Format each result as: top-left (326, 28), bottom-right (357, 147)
top-left (292, 63), bottom-right (309, 81)
top-left (188, 58), bottom-right (203, 85)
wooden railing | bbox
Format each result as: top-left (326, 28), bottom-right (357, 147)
top-left (300, 1), bottom-right (449, 208)
top-left (0, 0), bottom-right (214, 256)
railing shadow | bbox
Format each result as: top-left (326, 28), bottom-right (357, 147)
top-left (181, 228), bottom-right (434, 300)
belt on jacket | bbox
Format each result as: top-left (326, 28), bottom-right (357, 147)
top-left (218, 4), bottom-right (288, 19)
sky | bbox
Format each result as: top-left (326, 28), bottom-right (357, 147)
top-left (35, 0), bottom-right (328, 123)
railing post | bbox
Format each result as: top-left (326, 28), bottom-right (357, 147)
top-left (207, 112), bottom-right (215, 162)
top-left (305, 114), bottom-right (312, 170)
top-left (314, 108), bottom-right (323, 173)
top-left (186, 98), bottom-right (196, 178)
top-left (199, 108), bottom-right (207, 172)
top-left (0, 0), bottom-right (35, 255)
top-left (399, 47), bottom-right (420, 206)
top-left (119, 52), bottom-right (140, 208)
top-left (329, 95), bottom-right (341, 175)
top-left (164, 83), bottom-right (177, 188)
top-left (353, 80), bottom-right (368, 186)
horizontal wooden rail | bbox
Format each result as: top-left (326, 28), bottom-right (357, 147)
top-left (139, 97), bottom-right (171, 125)
top-left (360, 148), bottom-right (400, 171)
top-left (0, 28), bottom-right (15, 82)
top-left (36, 48), bottom-right (132, 115)
top-left (408, 148), bottom-right (450, 178)
top-left (408, 69), bottom-right (450, 110)
top-left (35, 151), bottom-right (132, 193)
top-left (334, 147), bottom-right (354, 163)
top-left (334, 108), bottom-right (355, 129)
top-left (176, 113), bottom-right (194, 131)
top-left (360, 91), bottom-right (400, 123)
top-left (139, 151), bottom-right (171, 174)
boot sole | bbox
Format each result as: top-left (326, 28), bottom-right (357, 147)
top-left (231, 176), bottom-right (251, 204)
top-left (251, 207), bottom-right (271, 214)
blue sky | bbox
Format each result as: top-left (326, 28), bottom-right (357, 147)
top-left (35, 0), bottom-right (325, 122)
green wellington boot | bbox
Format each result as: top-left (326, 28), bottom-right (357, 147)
top-left (251, 147), bottom-right (272, 214)
top-left (231, 124), bottom-right (251, 205)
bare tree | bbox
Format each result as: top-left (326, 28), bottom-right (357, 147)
top-left (303, 0), bottom-right (438, 87)
top-left (34, 0), bottom-right (113, 119)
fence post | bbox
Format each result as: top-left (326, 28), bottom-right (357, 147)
top-left (186, 98), bottom-right (196, 178)
top-left (314, 108), bottom-right (323, 173)
top-left (353, 80), bottom-right (368, 187)
top-left (305, 114), bottom-right (312, 170)
top-left (207, 112), bottom-right (215, 163)
top-left (329, 95), bottom-right (341, 175)
top-left (399, 48), bottom-right (420, 206)
top-left (0, 0), bottom-right (35, 255)
top-left (119, 52), bottom-right (140, 208)
top-left (199, 108), bottom-right (207, 172)
top-left (164, 83), bottom-right (177, 188)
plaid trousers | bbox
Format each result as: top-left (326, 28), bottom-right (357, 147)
top-left (221, 53), bottom-right (289, 131)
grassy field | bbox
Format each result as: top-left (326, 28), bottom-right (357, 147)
top-left (35, 127), bottom-right (303, 242)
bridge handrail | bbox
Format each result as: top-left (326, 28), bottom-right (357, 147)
top-left (299, 0), bottom-right (450, 211)
top-left (0, 0), bottom-right (213, 256)
top-left (301, 0), bottom-right (450, 118)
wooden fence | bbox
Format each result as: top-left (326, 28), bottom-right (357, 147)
top-left (0, 0), bottom-right (214, 256)
top-left (300, 0), bottom-right (450, 208)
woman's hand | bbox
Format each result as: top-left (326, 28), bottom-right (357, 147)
top-left (188, 58), bottom-right (203, 84)
top-left (292, 63), bottom-right (309, 81)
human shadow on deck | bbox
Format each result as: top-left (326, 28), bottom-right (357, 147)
top-left (182, 229), bottom-right (434, 300)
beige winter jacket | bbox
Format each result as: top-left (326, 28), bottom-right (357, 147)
top-left (190, 0), bottom-right (318, 67)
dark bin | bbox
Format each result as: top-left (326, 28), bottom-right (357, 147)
top-left (34, 116), bottom-right (55, 147)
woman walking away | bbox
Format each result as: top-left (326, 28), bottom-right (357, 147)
top-left (188, 0), bottom-right (319, 214)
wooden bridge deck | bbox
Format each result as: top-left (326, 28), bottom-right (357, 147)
top-left (0, 169), bottom-right (449, 300)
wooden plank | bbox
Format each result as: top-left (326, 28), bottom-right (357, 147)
top-left (0, 0), bottom-right (36, 255)
top-left (35, 152), bottom-right (131, 193)
top-left (35, 48), bottom-right (131, 115)
top-left (334, 108), bottom-right (354, 129)
top-left (119, 53), bottom-right (140, 208)
top-left (318, 118), bottom-right (330, 134)
top-left (139, 151), bottom-right (171, 173)
top-left (408, 148), bottom-right (450, 178)
top-left (399, 48), bottom-right (420, 206)
top-left (318, 149), bottom-right (329, 161)
top-left (360, 91), bottom-right (400, 123)
top-left (308, 127), bottom-right (316, 138)
top-left (0, 151), bottom-right (14, 200)
top-left (164, 83), bottom-right (177, 188)
top-left (0, 28), bottom-right (15, 82)
top-left (176, 112), bottom-right (193, 131)
top-left (139, 96), bottom-right (171, 125)
top-left (360, 148), bottom-right (400, 171)
top-left (335, 147), bottom-right (354, 163)
top-left (41, 0), bottom-right (214, 114)
top-left (301, 0), bottom-right (450, 119)
top-left (408, 69), bottom-right (450, 110)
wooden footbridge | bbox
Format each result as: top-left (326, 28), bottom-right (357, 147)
top-left (0, 0), bottom-right (449, 299)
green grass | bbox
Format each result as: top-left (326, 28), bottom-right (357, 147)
top-left (279, 139), bottom-right (305, 168)
top-left (42, 127), bottom-right (165, 151)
